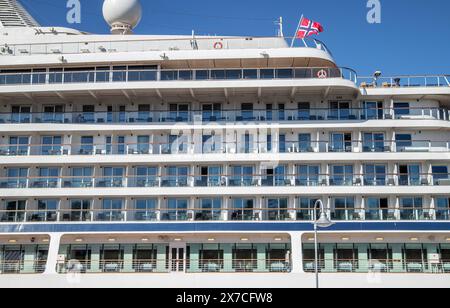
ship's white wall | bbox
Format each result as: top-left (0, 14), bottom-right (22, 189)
top-left (0, 272), bottom-right (447, 288)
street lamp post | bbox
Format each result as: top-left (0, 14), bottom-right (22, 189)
top-left (313, 199), bottom-right (334, 289)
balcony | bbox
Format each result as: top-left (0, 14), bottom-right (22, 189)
top-left (0, 172), bottom-right (449, 190)
top-left (26, 211), bottom-right (58, 222)
top-left (1, 139), bottom-right (449, 158)
top-left (95, 211), bottom-right (125, 222)
top-left (3, 36), bottom-right (329, 56)
top-left (0, 260), bottom-right (47, 274)
top-left (358, 75), bottom-right (450, 88)
top-left (1, 203), bottom-right (448, 224)
top-left (364, 209), bottom-right (397, 221)
top-left (0, 107), bottom-right (448, 124)
top-left (57, 259), bottom-right (165, 274)
top-left (303, 258), bottom-right (450, 274)
top-left (189, 259), bottom-right (290, 273)
top-left (56, 258), bottom-right (290, 274)
top-left (0, 66), bottom-right (356, 87)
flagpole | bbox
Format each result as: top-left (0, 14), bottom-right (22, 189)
top-left (290, 14), bottom-right (303, 48)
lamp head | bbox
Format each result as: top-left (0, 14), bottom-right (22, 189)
top-left (316, 212), bottom-right (334, 228)
top-left (373, 71), bottom-right (382, 78)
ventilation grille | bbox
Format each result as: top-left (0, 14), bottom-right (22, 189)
top-left (0, 0), bottom-right (39, 27)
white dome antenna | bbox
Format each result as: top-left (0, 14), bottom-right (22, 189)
top-left (103, 0), bottom-right (142, 35)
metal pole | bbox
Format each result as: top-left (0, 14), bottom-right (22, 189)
top-left (279, 17), bottom-right (284, 37)
top-left (444, 75), bottom-right (450, 86)
top-left (314, 220), bottom-right (319, 289)
top-left (290, 14), bottom-right (303, 48)
top-left (313, 199), bottom-right (324, 289)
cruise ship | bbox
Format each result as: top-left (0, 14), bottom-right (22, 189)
top-left (0, 0), bottom-right (449, 288)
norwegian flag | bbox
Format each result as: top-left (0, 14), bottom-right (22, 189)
top-left (297, 17), bottom-right (324, 39)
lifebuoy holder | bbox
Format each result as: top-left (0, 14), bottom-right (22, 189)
top-left (213, 42), bottom-right (224, 50)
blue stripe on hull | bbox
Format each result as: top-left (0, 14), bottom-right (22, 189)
top-left (0, 222), bottom-right (449, 233)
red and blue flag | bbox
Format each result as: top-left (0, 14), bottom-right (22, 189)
top-left (297, 17), bottom-right (324, 38)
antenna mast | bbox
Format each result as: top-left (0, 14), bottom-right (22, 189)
top-left (276, 16), bottom-right (284, 37)
top-left (191, 30), bottom-right (198, 50)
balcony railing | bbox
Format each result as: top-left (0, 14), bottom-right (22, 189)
top-left (1, 107), bottom-right (448, 124)
top-left (0, 66), bottom-right (357, 86)
top-left (0, 173), bottom-right (449, 190)
top-left (0, 260), bottom-right (46, 274)
top-left (187, 259), bottom-right (291, 273)
top-left (1, 204), bottom-right (449, 224)
top-left (56, 258), bottom-right (290, 274)
top-left (1, 139), bottom-right (450, 157)
top-left (358, 75), bottom-right (450, 88)
top-left (2, 36), bottom-right (330, 56)
top-left (57, 259), bottom-right (168, 274)
top-left (303, 259), bottom-right (450, 274)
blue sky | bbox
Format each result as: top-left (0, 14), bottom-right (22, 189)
top-left (20, 0), bottom-right (450, 76)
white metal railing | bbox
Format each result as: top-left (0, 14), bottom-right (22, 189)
top-left (0, 66), bottom-right (357, 86)
top-left (0, 107), bottom-right (448, 124)
top-left (1, 36), bottom-right (330, 56)
top-left (303, 259), bottom-right (450, 274)
top-left (0, 206), bottom-right (449, 224)
top-left (1, 139), bottom-right (450, 157)
top-left (0, 172), bottom-right (449, 191)
top-left (358, 75), bottom-right (450, 88)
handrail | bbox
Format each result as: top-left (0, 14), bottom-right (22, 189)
top-left (0, 207), bottom-right (440, 213)
top-left (2, 36), bottom-right (330, 56)
top-left (0, 260), bottom-right (46, 274)
top-left (0, 139), bottom-right (444, 147)
top-left (2, 139), bottom-right (450, 157)
top-left (357, 75), bottom-right (450, 88)
top-left (0, 172), bottom-right (448, 180)
top-left (56, 258), bottom-right (291, 274)
top-left (0, 106), bottom-right (446, 114)
top-left (359, 74), bottom-right (450, 79)
top-left (303, 258), bottom-right (450, 274)
top-left (0, 66), bottom-right (357, 85)
top-left (0, 66), bottom-right (349, 77)
top-left (0, 140), bottom-right (447, 149)
top-left (0, 206), bottom-right (448, 224)
top-left (444, 75), bottom-right (450, 86)
top-left (0, 173), bottom-right (449, 189)
top-left (1, 106), bottom-right (448, 124)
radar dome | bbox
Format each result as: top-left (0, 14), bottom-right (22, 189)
top-left (103, 0), bottom-right (142, 34)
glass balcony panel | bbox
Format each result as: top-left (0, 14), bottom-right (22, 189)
top-left (276, 69), bottom-right (293, 79)
top-left (160, 70), bottom-right (177, 81)
top-left (210, 70), bottom-right (226, 80)
top-left (195, 70), bottom-right (209, 80)
top-left (11, 113), bottom-right (31, 123)
top-left (96, 211), bottom-right (124, 221)
top-left (243, 69), bottom-right (258, 79)
top-left (133, 210), bottom-right (157, 221)
top-left (225, 70), bottom-right (242, 79)
top-left (260, 69), bottom-right (274, 79)
top-left (63, 178), bottom-right (93, 188)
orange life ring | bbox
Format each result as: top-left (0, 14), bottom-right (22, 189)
top-left (213, 42), bottom-right (223, 50)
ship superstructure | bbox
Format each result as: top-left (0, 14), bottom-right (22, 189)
top-left (0, 0), bottom-right (38, 28)
top-left (0, 0), bottom-right (449, 288)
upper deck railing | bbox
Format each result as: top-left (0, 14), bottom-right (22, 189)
top-left (0, 36), bottom-right (331, 56)
top-left (0, 107), bottom-right (448, 124)
top-left (0, 67), bottom-right (448, 90)
top-left (358, 75), bottom-right (450, 88)
top-left (2, 139), bottom-right (450, 157)
top-left (0, 66), bottom-right (357, 86)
